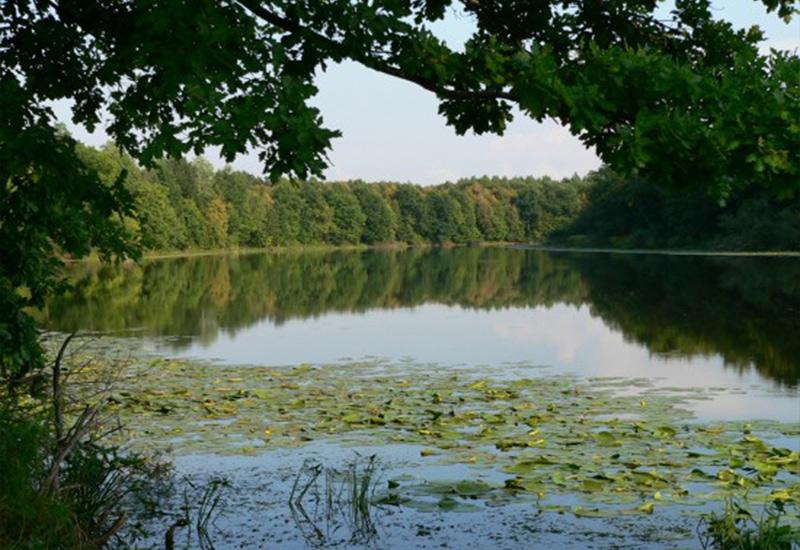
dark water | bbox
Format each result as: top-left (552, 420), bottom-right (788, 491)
top-left (43, 247), bottom-right (800, 419)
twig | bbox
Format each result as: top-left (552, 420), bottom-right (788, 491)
top-left (41, 405), bottom-right (98, 496)
top-left (52, 332), bottom-right (76, 444)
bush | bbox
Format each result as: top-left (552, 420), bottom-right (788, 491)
top-left (0, 406), bottom-right (85, 548)
top-left (0, 349), bottom-right (173, 550)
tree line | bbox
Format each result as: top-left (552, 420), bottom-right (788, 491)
top-left (551, 169), bottom-right (800, 251)
top-left (78, 142), bottom-right (587, 250)
top-left (79, 141), bottom-right (799, 254)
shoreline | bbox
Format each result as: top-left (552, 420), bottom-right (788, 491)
top-left (64, 241), bottom-right (800, 264)
top-left (516, 244), bottom-right (800, 257)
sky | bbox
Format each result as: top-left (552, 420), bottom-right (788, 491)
top-left (56, 1), bottom-right (799, 185)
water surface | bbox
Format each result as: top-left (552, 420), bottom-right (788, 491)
top-left (43, 247), bottom-right (800, 548)
top-left (43, 247), bottom-right (800, 420)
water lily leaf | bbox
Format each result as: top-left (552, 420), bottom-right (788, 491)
top-left (593, 431), bottom-right (620, 447)
top-left (482, 413), bottom-right (506, 425)
top-left (453, 480), bottom-right (492, 497)
top-left (573, 506), bottom-right (608, 518)
top-left (375, 492), bottom-right (404, 506)
top-left (638, 502), bottom-right (655, 514)
top-left (341, 413), bottom-right (362, 424)
top-left (687, 468), bottom-right (714, 480)
top-left (654, 426), bottom-right (677, 439)
top-left (438, 496), bottom-right (459, 510)
top-left (768, 490), bottom-right (791, 502)
top-left (581, 479), bottom-right (608, 493)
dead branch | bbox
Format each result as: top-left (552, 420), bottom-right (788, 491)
top-left (41, 405), bottom-right (98, 496)
top-left (51, 332), bottom-right (76, 491)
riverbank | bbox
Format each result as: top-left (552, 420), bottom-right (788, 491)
top-left (65, 240), bottom-right (800, 264)
top-left (517, 244), bottom-right (800, 257)
top-left (63, 241), bottom-right (523, 264)
top-left (64, 242), bottom-right (406, 263)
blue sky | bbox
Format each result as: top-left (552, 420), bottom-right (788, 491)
top-left (57, 1), bottom-right (799, 185)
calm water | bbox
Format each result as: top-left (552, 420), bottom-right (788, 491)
top-left (43, 247), bottom-right (800, 420)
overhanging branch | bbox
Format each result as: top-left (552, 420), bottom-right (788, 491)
top-left (235, 0), bottom-right (516, 102)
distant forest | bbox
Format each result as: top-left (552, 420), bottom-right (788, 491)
top-left (79, 142), bottom-right (800, 252)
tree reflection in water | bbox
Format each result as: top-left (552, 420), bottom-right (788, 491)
top-left (41, 248), bottom-right (800, 385)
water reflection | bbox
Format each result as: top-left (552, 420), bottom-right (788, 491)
top-left (42, 248), bottom-right (800, 386)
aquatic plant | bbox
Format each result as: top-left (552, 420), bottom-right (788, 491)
top-left (698, 499), bottom-right (799, 549)
top-left (289, 454), bottom-right (381, 546)
top-left (48, 335), bottom-right (798, 524)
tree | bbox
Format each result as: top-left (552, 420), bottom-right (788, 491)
top-left (447, 187), bottom-right (481, 243)
top-left (266, 181), bottom-right (304, 245)
top-left (298, 182), bottom-right (334, 244)
top-left (0, 119), bottom-right (135, 384)
top-left (513, 186), bottom-right (543, 241)
top-left (470, 184), bottom-right (509, 241)
top-left (132, 180), bottom-right (188, 249)
top-left (392, 184), bottom-right (426, 243)
top-left (353, 183), bottom-right (396, 243)
top-left (422, 191), bottom-right (467, 243)
top-left (214, 167), bottom-right (263, 246)
top-left (179, 197), bottom-right (214, 248)
top-left (324, 183), bottom-right (366, 245)
top-left (156, 157), bottom-right (215, 204)
top-left (206, 197), bottom-right (230, 248)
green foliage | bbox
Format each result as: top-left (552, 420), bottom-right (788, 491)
top-left (325, 183), bottom-right (367, 245)
top-left (298, 183), bottom-right (334, 244)
top-left (266, 181), bottom-right (305, 245)
top-left (205, 197), bottom-right (230, 248)
top-left (0, 402), bottom-right (170, 549)
top-left (3, 0), bottom-right (798, 199)
top-left (554, 166), bottom-right (800, 250)
top-left (0, 407), bottom-right (78, 549)
top-left (715, 198), bottom-right (800, 251)
top-left (392, 184), bottom-right (426, 243)
top-left (699, 500), bottom-right (799, 549)
top-left (47, 141), bottom-right (606, 253)
top-left (19, 139), bottom-right (798, 257)
top-left (421, 192), bottom-right (466, 243)
top-left (352, 183), bottom-right (396, 244)
top-left (0, 113), bottom-right (137, 385)
top-left (133, 179), bottom-right (188, 250)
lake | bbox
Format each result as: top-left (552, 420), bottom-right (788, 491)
top-left (41, 247), bottom-right (800, 548)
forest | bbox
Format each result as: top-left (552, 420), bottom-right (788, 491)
top-left (79, 141), bottom-right (800, 253)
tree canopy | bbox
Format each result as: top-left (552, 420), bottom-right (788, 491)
top-left (3, 0), bottom-right (799, 193)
